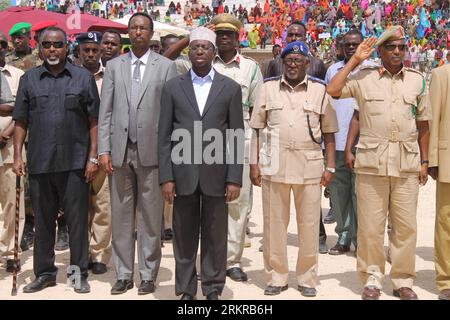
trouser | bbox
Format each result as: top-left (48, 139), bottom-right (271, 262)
top-left (0, 164), bottom-right (25, 260)
top-left (262, 179), bottom-right (320, 288)
top-left (110, 142), bottom-right (163, 281)
top-left (356, 174), bottom-right (418, 290)
top-left (227, 138), bottom-right (252, 269)
top-left (29, 170), bottom-right (89, 278)
top-left (435, 181), bottom-right (450, 291)
top-left (88, 169), bottom-right (112, 264)
top-left (329, 151), bottom-right (357, 246)
top-left (173, 186), bottom-right (228, 297)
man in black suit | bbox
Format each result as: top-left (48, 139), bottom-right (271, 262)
top-left (158, 26), bottom-right (244, 300)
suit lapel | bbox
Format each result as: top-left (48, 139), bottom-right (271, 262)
top-left (180, 71), bottom-right (201, 117)
top-left (136, 50), bottom-right (157, 107)
top-left (120, 53), bottom-right (132, 106)
top-left (201, 73), bottom-right (225, 118)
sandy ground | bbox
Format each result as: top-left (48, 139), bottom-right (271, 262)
top-left (0, 179), bottom-right (439, 300)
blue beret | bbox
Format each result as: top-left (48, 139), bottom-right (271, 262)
top-left (76, 32), bottom-right (103, 45)
top-left (280, 41), bottom-right (309, 59)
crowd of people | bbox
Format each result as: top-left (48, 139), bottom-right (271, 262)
top-left (0, 3), bottom-right (450, 301)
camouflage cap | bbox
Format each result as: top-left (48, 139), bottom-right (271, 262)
top-left (376, 26), bottom-right (406, 46)
top-left (9, 22), bottom-right (32, 37)
top-left (211, 14), bottom-right (243, 33)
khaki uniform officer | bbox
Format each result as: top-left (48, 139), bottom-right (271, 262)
top-left (77, 32), bottom-right (112, 274)
top-left (428, 64), bottom-right (450, 300)
top-left (6, 22), bottom-right (39, 72)
top-left (327, 27), bottom-right (431, 300)
top-left (0, 62), bottom-right (25, 271)
top-left (250, 41), bottom-right (337, 297)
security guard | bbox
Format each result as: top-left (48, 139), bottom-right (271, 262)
top-left (327, 26), bottom-right (430, 300)
top-left (0, 31), bottom-right (25, 272)
top-left (250, 41), bottom-right (337, 297)
top-left (6, 22), bottom-right (39, 72)
top-left (77, 31), bottom-right (112, 275)
top-left (210, 14), bottom-right (264, 282)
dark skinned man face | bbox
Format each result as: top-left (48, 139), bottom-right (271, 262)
top-left (40, 30), bottom-right (68, 67)
top-left (129, 15), bottom-right (153, 51)
top-left (161, 36), bottom-right (179, 53)
top-left (216, 30), bottom-right (239, 52)
top-left (101, 32), bottom-right (121, 61)
top-left (343, 34), bottom-right (363, 61)
top-left (378, 39), bottom-right (406, 72)
top-left (273, 46), bottom-right (281, 59)
top-left (80, 42), bottom-right (102, 70)
top-left (12, 34), bottom-right (30, 53)
top-left (188, 39), bottom-right (215, 69)
top-left (283, 53), bottom-right (309, 83)
top-left (285, 24), bottom-right (306, 44)
top-left (0, 34), bottom-right (8, 67)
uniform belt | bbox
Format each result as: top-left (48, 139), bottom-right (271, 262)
top-left (279, 141), bottom-right (320, 150)
top-left (360, 129), bottom-right (418, 143)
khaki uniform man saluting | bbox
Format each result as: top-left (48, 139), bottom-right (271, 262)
top-left (250, 41), bottom-right (337, 297)
top-left (327, 26), bottom-right (431, 300)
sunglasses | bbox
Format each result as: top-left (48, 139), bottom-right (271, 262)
top-left (383, 44), bottom-right (407, 51)
top-left (284, 58), bottom-right (307, 66)
top-left (0, 40), bottom-right (7, 49)
top-left (41, 41), bottom-right (65, 49)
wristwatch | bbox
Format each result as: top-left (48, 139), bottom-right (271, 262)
top-left (421, 160), bottom-right (429, 166)
top-left (325, 167), bottom-right (336, 173)
top-left (89, 157), bottom-right (99, 165)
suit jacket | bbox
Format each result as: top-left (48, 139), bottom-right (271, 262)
top-left (429, 64), bottom-right (450, 183)
top-left (158, 69), bottom-right (244, 197)
top-left (98, 50), bottom-right (178, 167)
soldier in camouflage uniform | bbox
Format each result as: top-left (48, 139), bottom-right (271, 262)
top-left (6, 22), bottom-right (39, 72)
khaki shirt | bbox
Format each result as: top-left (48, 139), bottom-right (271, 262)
top-left (5, 49), bottom-right (40, 72)
top-left (0, 65), bottom-right (25, 165)
top-left (250, 75), bottom-right (338, 184)
top-left (341, 65), bottom-right (430, 177)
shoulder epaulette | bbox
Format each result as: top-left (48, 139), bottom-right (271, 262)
top-left (264, 76), bottom-right (281, 83)
top-left (240, 54), bottom-right (258, 64)
top-left (359, 64), bottom-right (380, 71)
top-left (308, 76), bottom-right (326, 85)
top-left (405, 67), bottom-right (425, 78)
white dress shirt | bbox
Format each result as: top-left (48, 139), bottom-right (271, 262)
top-left (131, 49), bottom-right (151, 82)
top-left (191, 68), bottom-right (215, 115)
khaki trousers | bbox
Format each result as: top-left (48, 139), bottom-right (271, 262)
top-left (0, 164), bottom-right (25, 260)
top-left (356, 174), bottom-right (418, 290)
top-left (262, 179), bottom-right (320, 288)
top-left (88, 170), bottom-right (112, 264)
top-left (435, 181), bottom-right (450, 291)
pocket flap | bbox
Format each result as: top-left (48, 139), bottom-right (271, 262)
top-left (364, 92), bottom-right (384, 101)
top-left (402, 141), bottom-right (419, 153)
top-left (266, 102), bottom-right (283, 110)
top-left (403, 95), bottom-right (417, 105)
top-left (303, 102), bottom-right (322, 114)
top-left (355, 141), bottom-right (380, 149)
top-left (304, 150), bottom-right (324, 160)
top-left (439, 140), bottom-right (448, 150)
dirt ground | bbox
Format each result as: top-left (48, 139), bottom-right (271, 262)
top-left (0, 179), bottom-right (439, 300)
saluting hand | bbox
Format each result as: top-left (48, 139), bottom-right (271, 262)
top-left (353, 36), bottom-right (377, 64)
top-left (99, 154), bottom-right (114, 175)
top-left (225, 183), bottom-right (241, 203)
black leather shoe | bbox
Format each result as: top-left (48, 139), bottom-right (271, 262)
top-left (319, 240), bottom-right (328, 254)
top-left (6, 259), bottom-right (20, 273)
top-left (298, 285), bottom-right (317, 297)
top-left (206, 291), bottom-right (219, 300)
top-left (328, 243), bottom-right (351, 255)
top-left (180, 293), bottom-right (196, 300)
top-left (20, 228), bottom-right (34, 251)
top-left (163, 228), bottom-right (173, 241)
top-left (23, 275), bottom-right (57, 293)
top-left (111, 279), bottom-right (133, 295)
top-left (138, 280), bottom-right (155, 295)
top-left (264, 285), bottom-right (288, 296)
top-left (55, 226), bottom-right (69, 251)
top-left (74, 277), bottom-right (90, 293)
top-left (91, 262), bottom-right (107, 275)
top-left (226, 267), bottom-right (248, 282)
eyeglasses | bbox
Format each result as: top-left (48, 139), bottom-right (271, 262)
top-left (0, 41), bottom-right (7, 49)
top-left (41, 41), bottom-right (65, 49)
top-left (189, 44), bottom-right (214, 52)
top-left (383, 44), bottom-right (407, 51)
top-left (284, 58), bottom-right (307, 66)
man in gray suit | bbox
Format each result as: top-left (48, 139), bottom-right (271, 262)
top-left (158, 27), bottom-right (244, 300)
top-left (98, 12), bottom-right (177, 295)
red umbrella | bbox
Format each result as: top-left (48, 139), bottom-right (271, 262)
top-left (0, 6), bottom-right (128, 39)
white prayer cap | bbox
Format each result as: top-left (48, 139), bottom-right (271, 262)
top-left (189, 27), bottom-right (216, 48)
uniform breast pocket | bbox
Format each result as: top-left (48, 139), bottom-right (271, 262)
top-left (355, 140), bottom-right (381, 169)
top-left (65, 91), bottom-right (83, 111)
top-left (303, 150), bottom-right (324, 179)
top-left (363, 91), bottom-right (384, 115)
top-left (402, 95), bottom-right (417, 120)
top-left (400, 141), bottom-right (420, 172)
top-left (266, 103), bottom-right (283, 125)
top-left (303, 102), bottom-right (322, 128)
top-left (30, 94), bottom-right (50, 113)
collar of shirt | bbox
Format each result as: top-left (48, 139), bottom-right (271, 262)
top-left (214, 52), bottom-right (240, 66)
top-left (0, 65), bottom-right (11, 76)
top-left (378, 64), bottom-right (406, 79)
top-left (280, 74), bottom-right (308, 91)
top-left (190, 67), bottom-right (215, 82)
top-left (131, 48), bottom-right (151, 66)
top-left (94, 64), bottom-right (105, 77)
top-left (39, 60), bottom-right (73, 79)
